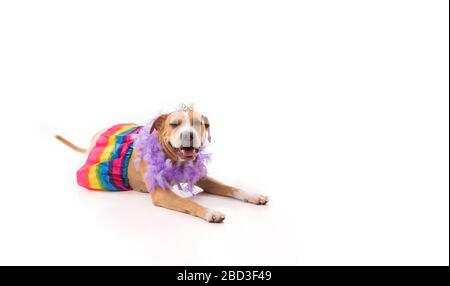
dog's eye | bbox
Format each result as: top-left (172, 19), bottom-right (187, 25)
top-left (170, 122), bottom-right (180, 128)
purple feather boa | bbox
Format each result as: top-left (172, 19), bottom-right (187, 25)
top-left (133, 121), bottom-right (211, 194)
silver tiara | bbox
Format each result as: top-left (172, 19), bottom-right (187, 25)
top-left (177, 102), bottom-right (195, 112)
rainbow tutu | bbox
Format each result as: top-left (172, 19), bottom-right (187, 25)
top-left (77, 123), bottom-right (143, 191)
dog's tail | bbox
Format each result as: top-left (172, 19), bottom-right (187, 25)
top-left (54, 134), bottom-right (87, 154)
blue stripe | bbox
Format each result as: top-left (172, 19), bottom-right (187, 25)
top-left (121, 127), bottom-right (142, 188)
top-left (97, 162), bottom-right (119, 191)
top-left (106, 126), bottom-right (139, 191)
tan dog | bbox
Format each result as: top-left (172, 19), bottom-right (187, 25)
top-left (56, 109), bottom-right (269, 223)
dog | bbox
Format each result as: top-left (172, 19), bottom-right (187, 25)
top-left (55, 107), bottom-right (269, 223)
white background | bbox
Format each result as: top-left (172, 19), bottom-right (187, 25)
top-left (0, 1), bottom-right (448, 265)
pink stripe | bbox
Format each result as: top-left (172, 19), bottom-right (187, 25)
top-left (85, 124), bottom-right (129, 165)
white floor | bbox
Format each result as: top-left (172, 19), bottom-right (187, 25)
top-left (3, 139), bottom-right (300, 265)
top-left (1, 130), bottom-right (448, 265)
top-left (6, 135), bottom-right (304, 265)
top-left (0, 1), bottom-right (448, 265)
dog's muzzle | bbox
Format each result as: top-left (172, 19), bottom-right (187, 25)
top-left (174, 130), bottom-right (201, 159)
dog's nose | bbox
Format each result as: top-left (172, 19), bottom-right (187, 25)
top-left (180, 131), bottom-right (195, 147)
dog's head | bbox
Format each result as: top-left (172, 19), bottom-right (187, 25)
top-left (150, 110), bottom-right (211, 161)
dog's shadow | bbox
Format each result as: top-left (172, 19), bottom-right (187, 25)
top-left (76, 188), bottom-right (270, 230)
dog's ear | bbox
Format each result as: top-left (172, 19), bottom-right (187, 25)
top-left (150, 114), bottom-right (168, 133)
top-left (202, 115), bottom-right (211, 142)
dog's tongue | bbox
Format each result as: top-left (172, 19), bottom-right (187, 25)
top-left (181, 148), bottom-right (195, 157)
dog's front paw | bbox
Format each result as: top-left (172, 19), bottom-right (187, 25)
top-left (234, 190), bottom-right (269, 205)
top-left (205, 209), bottom-right (226, 223)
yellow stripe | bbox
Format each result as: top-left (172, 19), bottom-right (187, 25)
top-left (88, 166), bottom-right (101, 190)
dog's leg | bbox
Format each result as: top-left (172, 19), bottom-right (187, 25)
top-left (150, 187), bottom-right (225, 223)
top-left (196, 176), bottom-right (269, 205)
